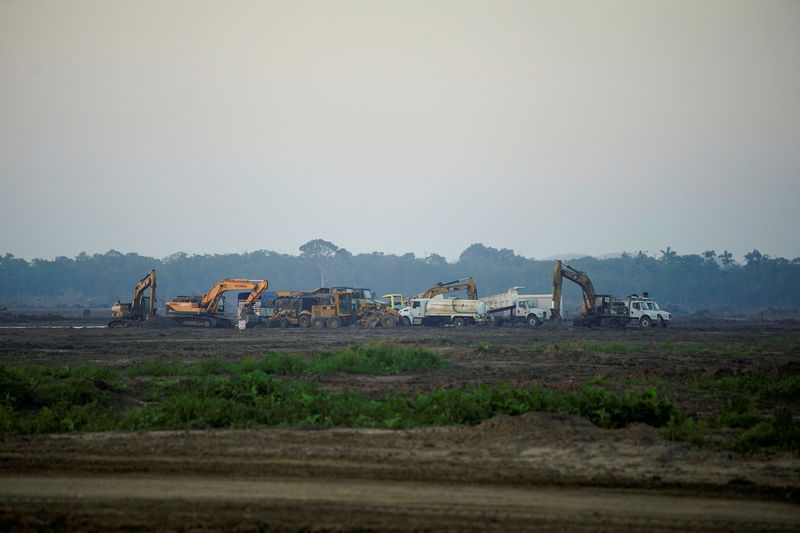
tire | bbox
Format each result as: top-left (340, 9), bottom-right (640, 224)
top-left (312, 317), bottom-right (326, 328)
top-left (298, 314), bottom-right (311, 328)
top-left (526, 315), bottom-right (540, 327)
top-left (491, 316), bottom-right (503, 327)
top-left (381, 315), bottom-right (397, 328)
top-left (399, 316), bottom-right (411, 327)
top-left (279, 318), bottom-right (290, 328)
top-left (640, 316), bottom-right (652, 328)
top-left (452, 317), bottom-right (466, 328)
top-left (327, 316), bottom-right (341, 329)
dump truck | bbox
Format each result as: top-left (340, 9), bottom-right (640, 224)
top-left (398, 296), bottom-right (488, 327)
top-left (481, 287), bottom-right (548, 326)
top-left (109, 270), bottom-right (157, 328)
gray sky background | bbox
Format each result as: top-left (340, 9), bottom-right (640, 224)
top-left (2, 0), bottom-right (799, 263)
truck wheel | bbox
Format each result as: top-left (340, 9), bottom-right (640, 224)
top-left (298, 315), bottom-right (311, 328)
top-left (327, 316), bottom-right (341, 328)
top-left (399, 316), bottom-right (411, 327)
top-left (312, 317), bottom-right (326, 328)
top-left (279, 318), bottom-right (290, 328)
top-left (640, 316), bottom-right (652, 328)
top-left (452, 317), bottom-right (466, 328)
top-left (526, 315), bottom-right (540, 327)
top-left (381, 315), bottom-right (397, 328)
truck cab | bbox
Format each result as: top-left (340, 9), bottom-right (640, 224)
top-left (626, 296), bottom-right (671, 327)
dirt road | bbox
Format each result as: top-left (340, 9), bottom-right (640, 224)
top-left (3, 473), bottom-right (798, 532)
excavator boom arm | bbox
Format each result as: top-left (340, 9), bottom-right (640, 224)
top-left (552, 261), bottom-right (597, 320)
top-left (413, 277), bottom-right (478, 300)
top-left (200, 279), bottom-right (268, 311)
top-left (131, 270), bottom-right (156, 314)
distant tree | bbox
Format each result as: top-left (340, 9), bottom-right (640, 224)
top-left (720, 250), bottom-right (735, 269)
top-left (424, 253), bottom-right (447, 265)
top-left (659, 247), bottom-right (677, 263)
top-left (744, 249), bottom-right (769, 266)
top-left (702, 250), bottom-right (716, 262)
top-left (299, 239), bottom-right (339, 286)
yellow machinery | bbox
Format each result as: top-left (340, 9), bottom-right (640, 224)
top-left (551, 261), bottom-right (627, 326)
top-left (165, 279), bottom-right (269, 328)
top-left (382, 294), bottom-right (405, 310)
top-left (409, 277), bottom-right (478, 301)
top-left (268, 289), bottom-right (353, 328)
top-left (109, 270), bottom-right (157, 328)
top-left (331, 287), bottom-right (398, 327)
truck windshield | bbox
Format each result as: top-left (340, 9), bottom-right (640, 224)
top-left (362, 289), bottom-right (373, 300)
top-left (649, 301), bottom-right (660, 310)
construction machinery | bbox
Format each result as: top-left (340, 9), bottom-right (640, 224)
top-left (331, 287), bottom-right (399, 327)
top-left (165, 279), bottom-right (269, 328)
top-left (382, 294), bottom-right (405, 310)
top-left (109, 270), bottom-right (157, 328)
top-left (398, 297), bottom-right (488, 327)
top-left (551, 261), bottom-right (670, 327)
top-left (265, 288), bottom-right (354, 328)
top-left (408, 277), bottom-right (478, 301)
top-left (481, 287), bottom-right (548, 327)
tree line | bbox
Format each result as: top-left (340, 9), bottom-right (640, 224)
top-left (1, 240), bottom-right (799, 315)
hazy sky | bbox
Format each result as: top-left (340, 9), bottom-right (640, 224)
top-left (2, 0), bottom-right (799, 263)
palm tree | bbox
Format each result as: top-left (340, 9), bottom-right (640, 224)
top-left (659, 246), bottom-right (677, 263)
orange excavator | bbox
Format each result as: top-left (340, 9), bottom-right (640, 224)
top-left (165, 279), bottom-right (269, 328)
top-left (109, 270), bottom-right (157, 328)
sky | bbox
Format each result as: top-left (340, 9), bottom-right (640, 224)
top-left (1, 0), bottom-right (799, 263)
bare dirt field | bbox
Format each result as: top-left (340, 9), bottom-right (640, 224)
top-left (1, 319), bottom-right (799, 531)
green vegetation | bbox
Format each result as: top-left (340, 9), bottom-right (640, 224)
top-left (127, 342), bottom-right (448, 378)
top-left (2, 337), bottom-right (798, 454)
top-left (0, 363), bottom-right (679, 433)
top-left (0, 340), bottom-right (676, 434)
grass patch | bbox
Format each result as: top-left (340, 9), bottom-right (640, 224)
top-left (1, 363), bottom-right (678, 433)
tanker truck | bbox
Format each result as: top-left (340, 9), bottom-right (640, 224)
top-left (398, 297), bottom-right (488, 327)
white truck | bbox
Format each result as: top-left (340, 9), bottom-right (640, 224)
top-left (398, 297), bottom-right (488, 327)
top-left (625, 295), bottom-right (672, 327)
top-left (481, 287), bottom-right (548, 326)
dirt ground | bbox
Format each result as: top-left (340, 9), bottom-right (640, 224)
top-left (1, 319), bottom-right (799, 531)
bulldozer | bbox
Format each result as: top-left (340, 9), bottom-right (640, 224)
top-left (165, 279), bottom-right (269, 328)
top-left (109, 270), bottom-right (157, 328)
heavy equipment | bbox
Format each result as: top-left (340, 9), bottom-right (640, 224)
top-left (331, 287), bottom-right (399, 327)
top-left (481, 287), bottom-right (548, 327)
top-left (398, 297), bottom-right (488, 327)
top-left (165, 279), bottom-right (269, 328)
top-left (109, 270), bottom-right (157, 328)
top-left (551, 261), bottom-right (670, 327)
top-left (408, 277), bottom-right (478, 301)
top-left (265, 289), bottom-right (354, 328)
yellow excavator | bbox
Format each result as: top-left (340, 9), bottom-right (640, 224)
top-left (165, 279), bottom-right (269, 328)
top-left (408, 277), bottom-right (478, 301)
top-left (551, 261), bottom-right (627, 326)
top-left (109, 270), bottom-right (157, 328)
